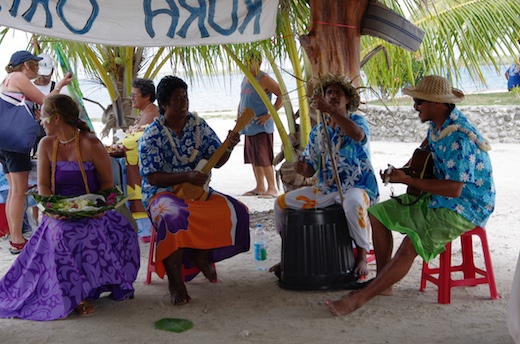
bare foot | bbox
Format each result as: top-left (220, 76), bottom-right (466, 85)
top-left (269, 262), bottom-right (280, 273)
top-left (76, 300), bottom-right (95, 316)
top-left (325, 297), bottom-right (361, 317)
top-left (190, 250), bottom-right (218, 283)
top-left (169, 285), bottom-right (192, 306)
top-left (353, 259), bottom-right (369, 278)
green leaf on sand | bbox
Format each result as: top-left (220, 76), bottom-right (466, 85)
top-left (154, 318), bottom-right (194, 333)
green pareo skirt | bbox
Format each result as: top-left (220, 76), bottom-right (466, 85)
top-left (368, 194), bottom-right (475, 262)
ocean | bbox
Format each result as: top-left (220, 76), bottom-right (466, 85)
top-left (81, 64), bottom-right (509, 122)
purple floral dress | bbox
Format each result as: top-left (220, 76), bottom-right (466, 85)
top-left (0, 161), bottom-right (140, 321)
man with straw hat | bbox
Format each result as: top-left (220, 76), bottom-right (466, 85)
top-left (326, 75), bottom-right (495, 316)
top-left (273, 73), bottom-right (379, 278)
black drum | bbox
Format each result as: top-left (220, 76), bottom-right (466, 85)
top-left (280, 205), bottom-right (356, 290)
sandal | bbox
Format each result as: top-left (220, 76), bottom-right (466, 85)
top-left (9, 239), bottom-right (28, 255)
top-left (76, 300), bottom-right (95, 316)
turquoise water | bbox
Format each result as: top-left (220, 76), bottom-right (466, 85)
top-left (80, 65), bottom-right (509, 119)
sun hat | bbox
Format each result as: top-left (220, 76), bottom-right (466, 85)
top-left (402, 75), bottom-right (464, 104)
top-left (37, 53), bottom-right (55, 76)
top-left (8, 50), bottom-right (43, 67)
top-left (309, 73), bottom-right (361, 112)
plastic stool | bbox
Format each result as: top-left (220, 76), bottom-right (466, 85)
top-left (420, 226), bottom-right (499, 304)
top-left (145, 226), bottom-right (158, 285)
top-left (145, 226), bottom-right (216, 285)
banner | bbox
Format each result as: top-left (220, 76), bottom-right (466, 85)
top-left (0, 0), bottom-right (279, 46)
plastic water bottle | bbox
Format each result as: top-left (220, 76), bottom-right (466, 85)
top-left (254, 224), bottom-right (268, 270)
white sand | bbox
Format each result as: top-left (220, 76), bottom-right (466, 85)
top-left (0, 118), bottom-right (517, 343)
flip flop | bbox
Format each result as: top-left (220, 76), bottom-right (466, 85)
top-left (258, 193), bottom-right (277, 199)
top-left (9, 239), bottom-right (28, 255)
top-left (242, 191), bottom-right (259, 196)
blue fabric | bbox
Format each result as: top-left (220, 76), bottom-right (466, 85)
top-left (139, 114), bottom-right (222, 208)
top-left (238, 71), bottom-right (274, 136)
top-left (303, 113), bottom-right (379, 202)
top-left (506, 64), bottom-right (520, 91)
top-left (427, 108), bottom-right (495, 227)
top-left (0, 94), bottom-right (38, 154)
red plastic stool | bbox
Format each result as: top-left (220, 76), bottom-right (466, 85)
top-left (145, 227), bottom-right (216, 285)
top-left (420, 226), bottom-right (499, 304)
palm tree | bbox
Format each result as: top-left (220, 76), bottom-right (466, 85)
top-left (2, 0), bottom-right (518, 189)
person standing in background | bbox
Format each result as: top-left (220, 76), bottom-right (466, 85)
top-left (238, 50), bottom-right (283, 199)
top-left (505, 56), bottom-right (520, 91)
top-left (0, 50), bottom-right (72, 255)
top-left (33, 53), bottom-right (67, 154)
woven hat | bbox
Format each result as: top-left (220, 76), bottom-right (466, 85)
top-left (402, 75), bottom-right (464, 104)
top-left (309, 73), bottom-right (360, 112)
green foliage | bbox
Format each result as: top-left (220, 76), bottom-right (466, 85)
top-left (154, 318), bottom-right (194, 333)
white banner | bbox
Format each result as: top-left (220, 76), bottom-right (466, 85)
top-left (0, 0), bottom-right (279, 47)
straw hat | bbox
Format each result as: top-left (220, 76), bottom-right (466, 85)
top-left (309, 73), bottom-right (360, 112)
top-left (402, 75), bottom-right (464, 104)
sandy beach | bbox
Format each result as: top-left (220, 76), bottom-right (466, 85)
top-left (0, 117), bottom-right (518, 343)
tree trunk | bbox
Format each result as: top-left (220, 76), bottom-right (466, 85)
top-left (300, 0), bottom-right (369, 85)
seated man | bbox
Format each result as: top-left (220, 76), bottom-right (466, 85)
top-left (273, 74), bottom-right (379, 277)
top-left (326, 75), bottom-right (496, 316)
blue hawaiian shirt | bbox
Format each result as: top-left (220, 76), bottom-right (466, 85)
top-left (428, 108), bottom-right (495, 227)
top-left (138, 113), bottom-right (222, 208)
top-left (303, 113), bottom-right (379, 203)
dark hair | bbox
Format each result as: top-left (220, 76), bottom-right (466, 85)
top-left (156, 76), bottom-right (188, 115)
top-left (43, 94), bottom-right (91, 132)
top-left (132, 78), bottom-right (156, 102)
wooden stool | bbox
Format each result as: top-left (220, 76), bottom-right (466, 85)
top-left (420, 226), bottom-right (499, 304)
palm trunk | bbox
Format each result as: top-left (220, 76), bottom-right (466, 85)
top-left (300, 0), bottom-right (368, 84)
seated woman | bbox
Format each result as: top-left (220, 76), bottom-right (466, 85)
top-left (121, 78), bottom-right (160, 237)
top-left (139, 76), bottom-right (250, 305)
top-left (0, 95), bottom-right (140, 320)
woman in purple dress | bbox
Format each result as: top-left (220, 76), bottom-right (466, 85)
top-left (0, 94), bottom-right (140, 320)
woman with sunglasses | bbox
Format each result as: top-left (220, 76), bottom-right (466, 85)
top-left (0, 94), bottom-right (140, 320)
top-left (0, 51), bottom-right (72, 255)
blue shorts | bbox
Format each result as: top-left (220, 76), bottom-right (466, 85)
top-left (0, 150), bottom-right (31, 173)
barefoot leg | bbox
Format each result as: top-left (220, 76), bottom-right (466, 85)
top-left (353, 247), bottom-right (369, 278)
top-left (326, 237), bottom-right (418, 316)
top-left (163, 249), bottom-right (192, 306)
top-left (189, 249), bottom-right (218, 283)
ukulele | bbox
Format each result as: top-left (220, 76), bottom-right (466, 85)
top-left (173, 108), bottom-right (255, 201)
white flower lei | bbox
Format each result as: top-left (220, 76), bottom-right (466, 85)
top-left (430, 124), bottom-right (491, 152)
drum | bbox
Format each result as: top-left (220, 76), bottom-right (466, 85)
top-left (280, 204), bottom-right (356, 290)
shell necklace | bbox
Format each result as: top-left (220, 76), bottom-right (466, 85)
top-left (161, 113), bottom-right (201, 164)
top-left (59, 130), bottom-right (78, 144)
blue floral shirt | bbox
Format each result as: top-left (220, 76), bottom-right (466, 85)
top-left (303, 113), bottom-right (379, 203)
top-left (428, 108), bottom-right (495, 227)
top-left (138, 113), bottom-right (221, 208)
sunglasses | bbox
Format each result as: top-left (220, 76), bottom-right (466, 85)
top-left (413, 98), bottom-right (426, 106)
top-left (129, 93), bottom-right (141, 99)
top-left (40, 113), bottom-right (55, 124)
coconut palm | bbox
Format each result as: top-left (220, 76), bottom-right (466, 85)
top-left (2, 0), bottom-right (518, 189)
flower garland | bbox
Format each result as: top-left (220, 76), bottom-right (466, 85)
top-left (161, 113), bottom-right (201, 164)
top-left (430, 124), bottom-right (491, 152)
